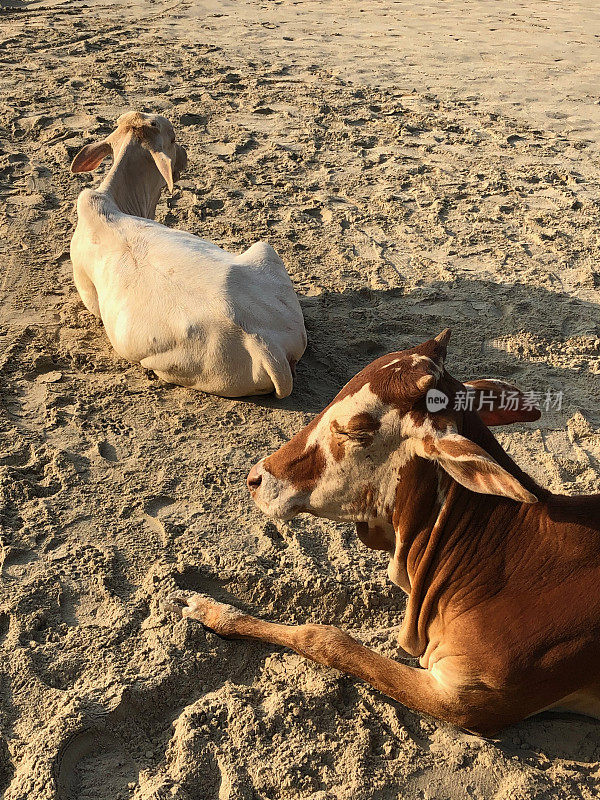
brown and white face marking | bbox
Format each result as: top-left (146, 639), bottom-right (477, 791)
top-left (247, 329), bottom-right (539, 527)
top-left (249, 381), bottom-right (409, 522)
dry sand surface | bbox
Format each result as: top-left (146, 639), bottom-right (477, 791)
top-left (2, 0), bottom-right (600, 798)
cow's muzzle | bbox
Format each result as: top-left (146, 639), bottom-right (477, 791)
top-left (246, 458), bottom-right (306, 520)
top-left (247, 462), bottom-right (263, 493)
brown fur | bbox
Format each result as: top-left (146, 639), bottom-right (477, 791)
top-left (265, 418), bottom-right (326, 493)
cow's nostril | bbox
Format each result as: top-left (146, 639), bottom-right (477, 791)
top-left (247, 465), bottom-right (262, 492)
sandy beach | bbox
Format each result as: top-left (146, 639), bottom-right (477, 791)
top-left (1, 1), bottom-right (600, 797)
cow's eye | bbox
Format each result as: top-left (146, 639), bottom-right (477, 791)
top-left (331, 421), bottom-right (374, 444)
top-left (348, 432), bottom-right (374, 444)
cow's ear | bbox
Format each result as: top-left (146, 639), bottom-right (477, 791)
top-left (416, 433), bottom-right (537, 503)
top-left (419, 328), bottom-right (451, 362)
top-left (173, 143), bottom-right (188, 181)
top-left (404, 329), bottom-right (452, 400)
top-left (464, 379), bottom-right (541, 426)
top-left (71, 141), bottom-right (111, 173)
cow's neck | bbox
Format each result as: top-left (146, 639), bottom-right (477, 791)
top-left (391, 415), bottom-right (545, 658)
top-left (98, 138), bottom-right (164, 219)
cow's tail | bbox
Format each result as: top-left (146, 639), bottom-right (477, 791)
top-left (262, 347), bottom-right (294, 399)
top-left (247, 336), bottom-right (294, 399)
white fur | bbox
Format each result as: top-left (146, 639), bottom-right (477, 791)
top-left (70, 114), bottom-right (306, 399)
top-left (306, 385), bottom-right (409, 521)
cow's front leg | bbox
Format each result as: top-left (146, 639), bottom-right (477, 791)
top-left (166, 592), bottom-right (498, 735)
top-left (166, 592), bottom-right (247, 636)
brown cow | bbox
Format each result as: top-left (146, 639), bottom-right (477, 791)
top-left (168, 330), bottom-right (600, 736)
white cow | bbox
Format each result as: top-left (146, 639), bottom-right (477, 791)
top-left (70, 111), bottom-right (306, 398)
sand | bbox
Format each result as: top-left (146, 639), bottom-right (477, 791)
top-left (1, 0), bottom-right (600, 798)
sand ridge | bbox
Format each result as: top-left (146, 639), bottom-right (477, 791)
top-left (1, 1), bottom-right (600, 798)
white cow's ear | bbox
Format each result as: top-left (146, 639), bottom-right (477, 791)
top-left (149, 148), bottom-right (174, 192)
top-left (416, 433), bottom-right (537, 503)
top-left (173, 144), bottom-right (188, 181)
top-left (71, 141), bottom-right (111, 173)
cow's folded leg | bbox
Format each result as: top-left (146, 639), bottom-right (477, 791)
top-left (166, 592), bottom-right (480, 731)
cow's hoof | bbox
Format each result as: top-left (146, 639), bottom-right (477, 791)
top-left (165, 591), bottom-right (243, 636)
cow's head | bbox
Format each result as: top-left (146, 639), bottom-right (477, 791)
top-left (247, 330), bottom-right (539, 527)
top-left (71, 111), bottom-right (188, 193)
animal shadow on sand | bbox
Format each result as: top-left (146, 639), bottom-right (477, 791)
top-left (254, 277), bottom-right (600, 420)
